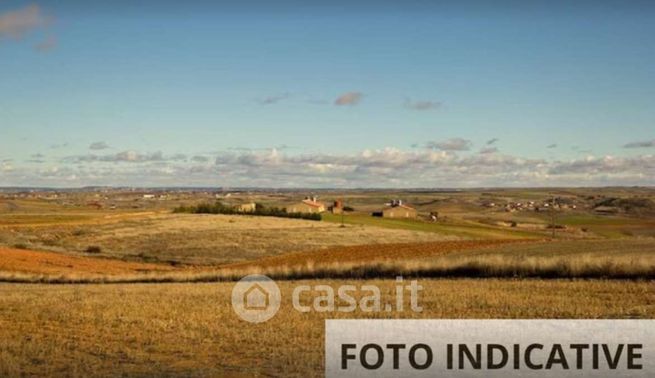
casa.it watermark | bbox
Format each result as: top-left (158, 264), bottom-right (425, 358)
top-left (231, 275), bottom-right (422, 323)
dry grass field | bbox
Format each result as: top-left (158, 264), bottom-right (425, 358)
top-left (0, 279), bottom-right (653, 377)
top-left (0, 212), bottom-right (460, 265)
top-left (224, 238), bottom-right (655, 280)
top-left (2, 238), bottom-right (652, 283)
top-left (0, 189), bottom-right (653, 376)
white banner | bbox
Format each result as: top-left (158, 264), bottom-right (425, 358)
top-left (326, 319), bottom-right (655, 377)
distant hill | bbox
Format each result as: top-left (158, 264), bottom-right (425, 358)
top-left (594, 197), bottom-right (655, 216)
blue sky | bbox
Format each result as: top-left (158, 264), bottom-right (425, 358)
top-left (1, 1), bottom-right (654, 187)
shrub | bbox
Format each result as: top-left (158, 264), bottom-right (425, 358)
top-left (546, 224), bottom-right (566, 229)
top-left (172, 205), bottom-right (191, 213)
top-left (85, 245), bottom-right (102, 254)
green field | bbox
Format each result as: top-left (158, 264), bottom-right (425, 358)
top-left (323, 213), bottom-right (546, 239)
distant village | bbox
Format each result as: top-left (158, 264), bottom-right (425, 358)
top-left (481, 198), bottom-right (577, 212)
top-left (1, 187), bottom-right (651, 219)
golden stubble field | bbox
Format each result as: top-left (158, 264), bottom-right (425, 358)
top-left (0, 213), bottom-right (460, 265)
top-left (0, 279), bottom-right (653, 377)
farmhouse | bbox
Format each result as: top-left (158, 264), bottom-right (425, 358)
top-left (380, 200), bottom-right (417, 219)
top-left (329, 200), bottom-right (344, 214)
top-left (286, 197), bottom-right (326, 214)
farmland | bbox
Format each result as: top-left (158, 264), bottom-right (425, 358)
top-left (0, 208), bottom-right (458, 266)
top-left (2, 187), bottom-right (654, 266)
top-left (0, 187), bottom-right (654, 376)
top-left (1, 187), bottom-right (654, 279)
top-left (1, 280), bottom-right (653, 377)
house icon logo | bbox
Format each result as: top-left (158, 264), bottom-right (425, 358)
top-left (232, 274), bottom-right (281, 323)
top-left (244, 283), bottom-right (269, 310)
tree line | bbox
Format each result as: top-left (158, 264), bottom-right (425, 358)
top-left (173, 201), bottom-right (322, 221)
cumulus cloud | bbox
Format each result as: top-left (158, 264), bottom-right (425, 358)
top-left (228, 144), bottom-right (294, 152)
top-left (623, 139), bottom-right (655, 149)
top-left (486, 138), bottom-right (499, 145)
top-left (205, 149), bottom-right (653, 187)
top-left (404, 99), bottom-right (440, 111)
top-left (425, 138), bottom-right (472, 151)
top-left (89, 141), bottom-right (110, 150)
top-left (65, 150), bottom-right (169, 163)
top-left (548, 155), bottom-right (655, 175)
top-left (169, 153), bottom-right (188, 161)
top-left (4, 148), bottom-right (655, 187)
top-left (26, 153), bottom-right (45, 163)
top-left (207, 147), bottom-right (546, 187)
top-left (334, 92), bottom-right (363, 106)
top-left (191, 155), bottom-right (210, 163)
top-left (479, 147), bottom-right (498, 154)
top-left (5, 146), bottom-right (655, 188)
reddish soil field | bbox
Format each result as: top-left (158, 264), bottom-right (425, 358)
top-left (0, 240), bottom-right (536, 279)
top-left (0, 247), bottom-right (176, 276)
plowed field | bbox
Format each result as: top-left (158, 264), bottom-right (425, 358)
top-left (0, 240), bottom-right (532, 279)
top-left (0, 247), bottom-right (176, 276)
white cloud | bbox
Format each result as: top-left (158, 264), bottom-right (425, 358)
top-left (4, 147), bottom-right (654, 187)
top-left (191, 155), bottom-right (210, 163)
